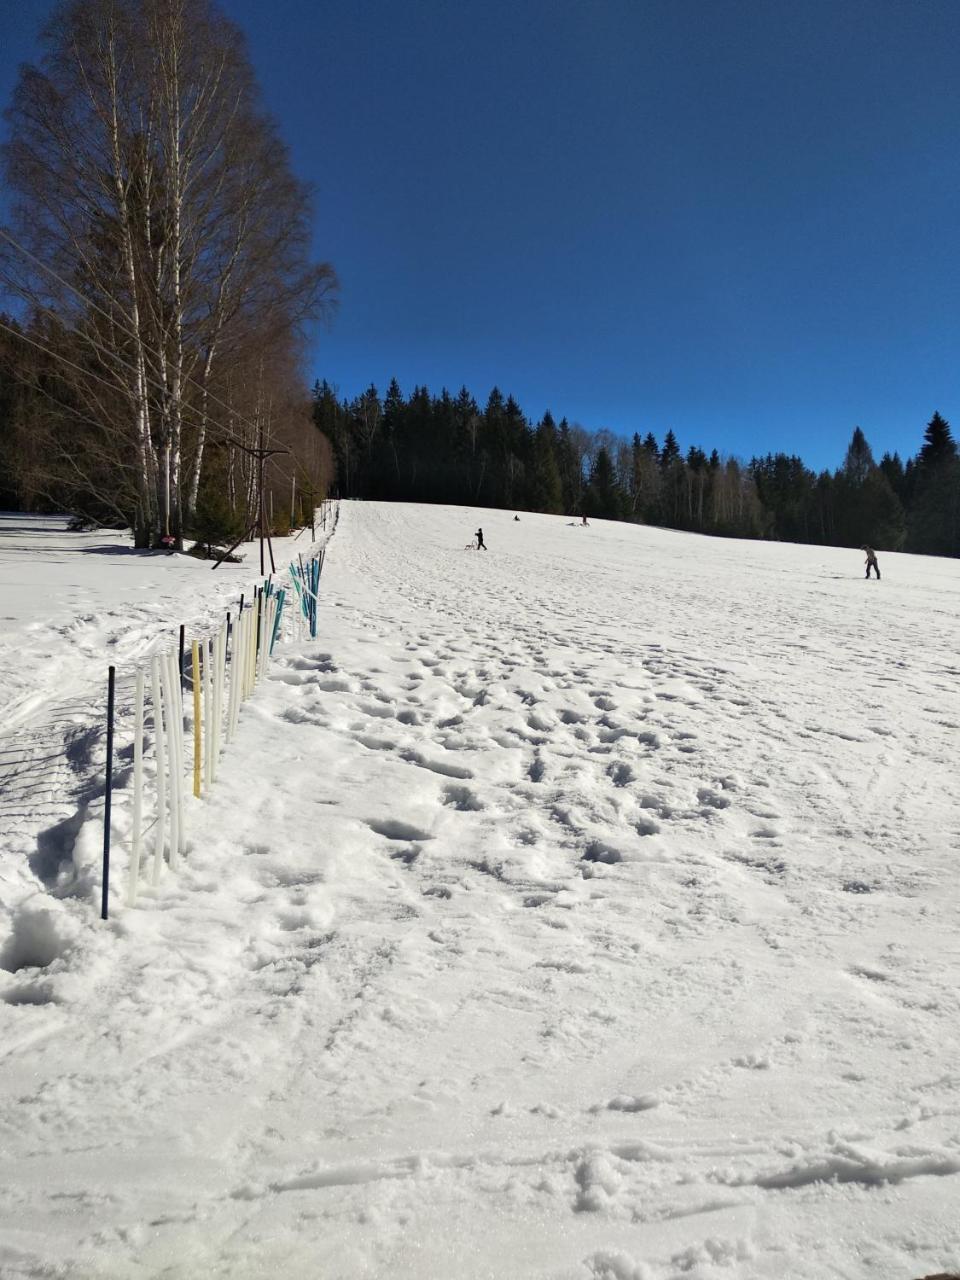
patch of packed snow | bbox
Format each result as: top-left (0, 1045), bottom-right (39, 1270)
top-left (1, 503), bottom-right (959, 1279)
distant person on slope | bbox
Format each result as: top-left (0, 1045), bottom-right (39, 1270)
top-left (475, 527), bottom-right (487, 550)
top-left (861, 546), bottom-right (880, 580)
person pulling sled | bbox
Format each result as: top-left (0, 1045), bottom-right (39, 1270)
top-left (475, 527), bottom-right (487, 550)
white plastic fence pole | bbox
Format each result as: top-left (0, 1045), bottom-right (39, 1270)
top-left (256, 595), bottom-right (266, 685)
top-left (211, 624), bottom-right (225, 782)
top-left (159, 651), bottom-right (180, 871)
top-left (126, 668), bottom-right (145, 905)
top-left (262, 597), bottom-right (275, 677)
top-left (191, 640), bottom-right (202, 798)
top-left (247, 604), bottom-right (257, 698)
top-left (209, 632), bottom-right (219, 785)
top-left (203, 635), bottom-right (214, 793)
top-left (150, 655), bottom-right (167, 885)
top-left (218, 622), bottom-right (227, 733)
top-left (165, 648), bottom-right (186, 862)
top-left (242, 607), bottom-right (251, 697)
top-left (226, 609), bottom-right (242, 744)
top-left (213, 625), bottom-right (223, 763)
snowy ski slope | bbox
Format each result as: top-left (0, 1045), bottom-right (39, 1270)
top-left (1, 502), bottom-right (959, 1279)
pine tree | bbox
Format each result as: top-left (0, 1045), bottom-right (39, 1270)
top-left (585, 446), bottom-right (622, 519)
top-left (842, 427), bottom-right (875, 485)
top-left (660, 430), bottom-right (680, 470)
top-left (879, 451), bottom-right (906, 500)
top-left (378, 378), bottom-right (405, 495)
top-left (556, 419), bottom-right (581, 514)
top-left (860, 470), bottom-right (905, 549)
top-left (919, 411), bottom-right (956, 467)
top-left (908, 412), bottom-right (960, 555)
top-left (529, 413), bottom-right (563, 512)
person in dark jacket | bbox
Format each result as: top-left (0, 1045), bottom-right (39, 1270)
top-left (861, 546), bottom-right (880, 579)
top-left (475, 527), bottom-right (487, 550)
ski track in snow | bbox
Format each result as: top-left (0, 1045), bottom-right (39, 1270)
top-left (1, 503), bottom-right (959, 1279)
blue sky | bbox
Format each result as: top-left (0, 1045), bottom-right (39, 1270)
top-left (3, 0), bottom-right (959, 470)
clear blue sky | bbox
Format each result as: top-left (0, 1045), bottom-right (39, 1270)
top-left (3, 0), bottom-right (959, 470)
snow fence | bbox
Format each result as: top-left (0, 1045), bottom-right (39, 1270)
top-left (96, 524), bottom-right (336, 919)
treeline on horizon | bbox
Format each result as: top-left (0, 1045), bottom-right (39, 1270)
top-left (315, 379), bottom-right (960, 557)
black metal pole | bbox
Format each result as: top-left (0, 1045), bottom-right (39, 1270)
top-left (178, 623), bottom-right (185, 685)
top-left (212, 519), bottom-right (257, 570)
top-left (101, 665), bottom-right (116, 921)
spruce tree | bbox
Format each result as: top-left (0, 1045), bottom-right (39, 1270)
top-left (660, 430), bottom-right (680, 469)
top-left (919, 411), bottom-right (956, 466)
top-left (909, 412), bottom-right (960, 555)
top-left (879, 451), bottom-right (906, 500)
top-left (586, 446), bottom-right (622, 519)
top-left (842, 427), bottom-right (875, 485)
top-left (529, 414), bottom-right (563, 512)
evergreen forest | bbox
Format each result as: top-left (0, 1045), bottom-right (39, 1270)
top-left (315, 378), bottom-right (960, 557)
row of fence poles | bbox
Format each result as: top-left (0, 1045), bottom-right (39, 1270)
top-left (290, 548), bottom-right (324, 639)
top-left (99, 537), bottom-right (330, 919)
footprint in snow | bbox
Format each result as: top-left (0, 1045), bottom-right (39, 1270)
top-left (842, 879), bottom-right (874, 894)
top-left (355, 733), bottom-right (397, 752)
top-left (559, 708), bottom-right (587, 724)
top-left (591, 1093), bottom-right (659, 1113)
top-left (606, 761), bottom-right (634, 788)
top-left (281, 705), bottom-right (324, 726)
top-left (582, 840), bottom-right (625, 864)
top-left (357, 700), bottom-right (394, 719)
top-left (751, 823), bottom-right (780, 840)
top-left (697, 786), bottom-right (731, 810)
top-left (441, 784), bottom-right (484, 811)
top-left (400, 749), bottom-right (473, 779)
top-left (366, 818), bottom-right (433, 842)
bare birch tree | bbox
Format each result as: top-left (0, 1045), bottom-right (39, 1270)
top-left (1, 0), bottom-right (336, 544)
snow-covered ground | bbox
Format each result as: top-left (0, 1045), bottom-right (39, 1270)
top-left (1, 502), bottom-right (959, 1280)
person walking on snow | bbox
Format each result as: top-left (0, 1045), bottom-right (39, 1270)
top-left (861, 546), bottom-right (880, 579)
top-left (475, 527), bottom-right (487, 550)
